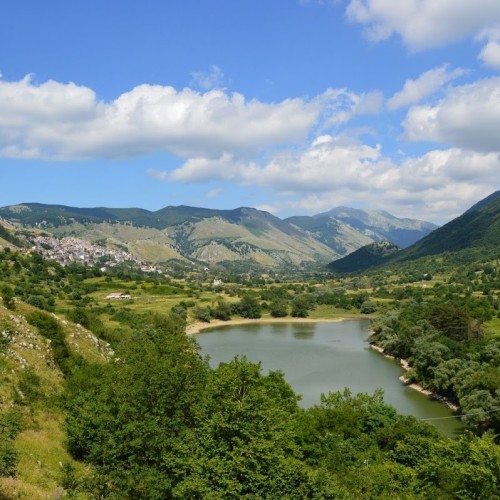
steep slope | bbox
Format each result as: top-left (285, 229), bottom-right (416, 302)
top-left (398, 190), bottom-right (500, 261)
top-left (0, 220), bottom-right (26, 249)
top-left (308, 206), bottom-right (437, 248)
top-left (0, 301), bottom-right (111, 498)
top-left (328, 191), bottom-right (500, 273)
top-left (328, 241), bottom-right (400, 273)
top-left (285, 215), bottom-right (374, 254)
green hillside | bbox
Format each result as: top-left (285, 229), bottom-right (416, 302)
top-left (399, 190), bottom-right (500, 260)
top-left (0, 203), bottom-right (438, 270)
top-left (329, 191), bottom-right (500, 273)
top-left (328, 241), bottom-right (400, 273)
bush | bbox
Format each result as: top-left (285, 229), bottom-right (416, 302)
top-left (360, 301), bottom-right (378, 314)
top-left (0, 440), bottom-right (18, 477)
top-left (0, 410), bottom-right (22, 477)
top-left (26, 310), bottom-right (72, 373)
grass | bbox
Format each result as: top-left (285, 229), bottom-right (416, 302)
top-left (7, 410), bottom-right (89, 499)
top-left (0, 302), bottom-right (114, 499)
top-left (484, 316), bottom-right (500, 339)
top-left (308, 304), bottom-right (367, 320)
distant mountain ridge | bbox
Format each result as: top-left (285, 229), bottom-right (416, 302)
top-left (0, 202), bottom-right (437, 268)
top-left (309, 206), bottom-right (436, 248)
top-left (328, 191), bottom-right (500, 273)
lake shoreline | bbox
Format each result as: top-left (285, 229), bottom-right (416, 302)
top-left (369, 343), bottom-right (460, 412)
top-left (186, 317), bottom-right (348, 335)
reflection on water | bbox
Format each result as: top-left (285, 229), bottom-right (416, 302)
top-left (196, 320), bottom-right (464, 437)
top-left (292, 324), bottom-right (315, 340)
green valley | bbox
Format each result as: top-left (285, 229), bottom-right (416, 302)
top-left (0, 192), bottom-right (499, 498)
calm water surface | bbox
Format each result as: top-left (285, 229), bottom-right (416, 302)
top-left (196, 320), bottom-right (464, 437)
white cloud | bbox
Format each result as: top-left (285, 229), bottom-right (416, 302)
top-left (170, 127), bottom-right (498, 203)
top-left (387, 65), bottom-right (465, 110)
top-left (190, 65), bottom-right (226, 90)
top-left (171, 153), bottom-right (248, 183)
top-left (278, 147), bottom-right (498, 222)
top-left (404, 77), bottom-right (500, 152)
top-left (171, 132), bottom-right (499, 223)
top-left (0, 75), bottom-right (385, 167)
top-left (0, 75), bottom-right (322, 161)
top-left (395, 148), bottom-right (499, 189)
top-left (479, 41), bottom-right (500, 69)
top-left (346, 0), bottom-right (500, 51)
top-left (170, 135), bottom-right (385, 193)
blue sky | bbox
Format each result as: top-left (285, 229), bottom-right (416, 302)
top-left (1, 0), bottom-right (499, 224)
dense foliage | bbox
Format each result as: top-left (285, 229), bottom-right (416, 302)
top-left (371, 297), bottom-right (500, 436)
top-left (62, 311), bottom-right (500, 499)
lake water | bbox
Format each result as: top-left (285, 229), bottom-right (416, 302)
top-left (195, 320), bottom-right (464, 437)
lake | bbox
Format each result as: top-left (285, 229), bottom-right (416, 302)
top-left (195, 319), bottom-right (464, 437)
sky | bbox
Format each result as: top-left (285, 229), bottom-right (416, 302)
top-left (0, 0), bottom-right (499, 225)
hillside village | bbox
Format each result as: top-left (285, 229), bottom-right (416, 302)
top-left (29, 235), bottom-right (163, 274)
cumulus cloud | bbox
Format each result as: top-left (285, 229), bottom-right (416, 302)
top-left (345, 0), bottom-right (500, 51)
top-left (275, 147), bottom-right (498, 222)
top-left (169, 130), bottom-right (498, 219)
top-left (170, 135), bottom-right (384, 192)
top-left (170, 130), bottom-right (499, 223)
top-left (404, 77), bottom-right (500, 152)
top-left (170, 153), bottom-right (248, 183)
top-left (0, 75), bottom-right (320, 161)
top-left (387, 65), bottom-right (465, 110)
top-left (0, 75), bottom-right (385, 166)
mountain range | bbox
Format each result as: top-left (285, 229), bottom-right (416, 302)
top-left (0, 203), bottom-right (437, 268)
top-left (328, 190), bottom-right (500, 273)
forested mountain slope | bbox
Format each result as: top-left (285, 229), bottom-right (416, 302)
top-left (328, 191), bottom-right (500, 273)
top-left (399, 190), bottom-right (500, 260)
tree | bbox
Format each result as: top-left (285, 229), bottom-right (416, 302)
top-left (65, 313), bottom-right (209, 498)
top-left (291, 295), bottom-right (311, 318)
top-left (236, 294), bottom-right (262, 319)
top-left (411, 339), bottom-right (450, 383)
top-left (173, 358), bottom-right (314, 498)
top-left (192, 305), bottom-right (211, 323)
top-left (360, 300), bottom-right (377, 314)
top-left (211, 297), bottom-right (231, 321)
top-left (269, 297), bottom-right (288, 318)
top-left (429, 303), bottom-right (471, 341)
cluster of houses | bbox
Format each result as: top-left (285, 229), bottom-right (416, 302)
top-left (30, 235), bottom-right (162, 274)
